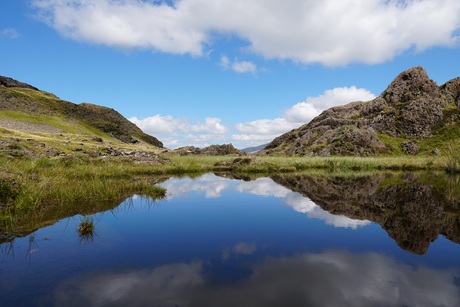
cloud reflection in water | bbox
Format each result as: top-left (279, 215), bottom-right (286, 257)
top-left (161, 174), bottom-right (230, 199)
top-left (236, 178), bottom-right (371, 229)
top-left (53, 250), bottom-right (459, 307)
top-left (160, 174), bottom-right (370, 229)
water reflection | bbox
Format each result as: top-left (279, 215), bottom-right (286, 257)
top-left (161, 173), bottom-right (230, 199)
top-left (271, 173), bottom-right (460, 254)
top-left (53, 250), bottom-right (460, 307)
top-left (222, 242), bottom-right (258, 260)
top-left (162, 175), bottom-right (371, 229)
top-left (2, 172), bottom-right (460, 306)
top-left (235, 178), bottom-right (372, 229)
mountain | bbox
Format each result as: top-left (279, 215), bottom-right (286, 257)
top-left (241, 143), bottom-right (267, 153)
top-left (263, 67), bottom-right (460, 156)
top-left (0, 75), bottom-right (163, 148)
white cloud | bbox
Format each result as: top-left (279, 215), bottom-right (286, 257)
top-left (220, 56), bottom-right (257, 73)
top-left (129, 115), bottom-right (228, 148)
top-left (232, 86), bottom-right (376, 144)
top-left (235, 118), bottom-right (294, 135)
top-left (231, 60), bottom-right (256, 73)
top-left (32, 0), bottom-right (460, 65)
top-left (220, 55), bottom-right (230, 69)
top-left (128, 86), bottom-right (374, 148)
top-left (0, 28), bottom-right (19, 39)
top-left (128, 87), bottom-right (374, 148)
top-left (284, 86), bottom-right (376, 123)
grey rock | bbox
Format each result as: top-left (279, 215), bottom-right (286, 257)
top-left (263, 66), bottom-right (459, 156)
top-left (401, 141), bottom-right (420, 155)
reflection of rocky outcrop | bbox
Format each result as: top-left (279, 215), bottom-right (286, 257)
top-left (272, 173), bottom-right (460, 255)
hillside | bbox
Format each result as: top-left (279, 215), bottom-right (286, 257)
top-left (263, 67), bottom-right (460, 156)
top-left (0, 75), bottom-right (163, 152)
top-left (173, 144), bottom-right (245, 156)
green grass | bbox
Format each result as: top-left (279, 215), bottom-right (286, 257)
top-left (444, 140), bottom-right (460, 173)
top-left (0, 154), bottom-right (168, 236)
top-left (0, 145), bottom-right (455, 239)
top-left (0, 110), bottom-right (111, 137)
top-left (226, 155), bottom-right (443, 173)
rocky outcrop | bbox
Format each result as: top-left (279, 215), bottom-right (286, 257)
top-left (272, 173), bottom-right (460, 255)
top-left (75, 103), bottom-right (163, 147)
top-left (264, 67), bottom-right (460, 156)
top-left (0, 76), bottom-right (38, 90)
top-left (173, 144), bottom-right (245, 156)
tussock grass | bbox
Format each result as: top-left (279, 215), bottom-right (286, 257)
top-left (77, 216), bottom-right (95, 236)
top-left (12, 158), bottom-right (167, 208)
top-left (444, 141), bottom-right (460, 174)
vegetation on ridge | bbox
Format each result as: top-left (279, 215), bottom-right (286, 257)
top-left (0, 78), bottom-right (163, 147)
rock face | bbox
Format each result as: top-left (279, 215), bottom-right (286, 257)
top-left (0, 76), bottom-right (38, 90)
top-left (264, 67), bottom-right (460, 156)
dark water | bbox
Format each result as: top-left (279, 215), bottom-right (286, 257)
top-left (1, 173), bottom-right (460, 306)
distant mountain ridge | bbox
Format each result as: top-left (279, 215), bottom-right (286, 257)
top-left (0, 75), bottom-right (163, 148)
top-left (241, 143), bottom-right (267, 153)
top-left (263, 67), bottom-right (460, 156)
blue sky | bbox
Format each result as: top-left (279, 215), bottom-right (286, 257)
top-left (1, 0), bottom-right (460, 149)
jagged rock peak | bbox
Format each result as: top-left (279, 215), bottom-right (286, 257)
top-left (0, 76), bottom-right (38, 90)
top-left (262, 66), bottom-right (460, 156)
top-left (381, 66), bottom-right (440, 105)
top-left (440, 77), bottom-right (460, 106)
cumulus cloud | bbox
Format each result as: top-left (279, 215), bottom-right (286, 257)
top-left (220, 56), bottom-right (257, 73)
top-left (128, 86), bottom-right (374, 148)
top-left (232, 86), bottom-right (376, 145)
top-left (231, 60), bottom-right (257, 73)
top-left (220, 55), bottom-right (230, 69)
top-left (32, 0), bottom-right (460, 65)
top-left (129, 115), bottom-right (228, 148)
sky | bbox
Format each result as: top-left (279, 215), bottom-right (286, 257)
top-left (1, 0), bottom-right (460, 149)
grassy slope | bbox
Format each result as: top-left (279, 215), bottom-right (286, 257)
top-left (0, 86), bottom-right (162, 148)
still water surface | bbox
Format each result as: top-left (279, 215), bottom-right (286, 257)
top-left (1, 173), bottom-right (460, 306)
